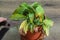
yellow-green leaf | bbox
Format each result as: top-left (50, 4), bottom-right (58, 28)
top-left (43, 19), bottom-right (54, 27)
top-left (43, 19), bottom-right (54, 36)
top-left (10, 14), bottom-right (26, 20)
top-left (43, 25), bottom-right (49, 36)
top-left (19, 20), bottom-right (27, 30)
top-left (23, 23), bottom-right (29, 34)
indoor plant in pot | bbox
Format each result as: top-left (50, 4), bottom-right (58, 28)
top-left (10, 2), bottom-right (54, 40)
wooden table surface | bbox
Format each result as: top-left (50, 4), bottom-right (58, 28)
top-left (0, 0), bottom-right (60, 40)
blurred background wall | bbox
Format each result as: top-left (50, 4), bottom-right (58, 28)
top-left (0, 0), bottom-right (60, 40)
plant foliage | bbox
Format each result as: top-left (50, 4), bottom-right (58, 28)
top-left (10, 2), bottom-right (54, 36)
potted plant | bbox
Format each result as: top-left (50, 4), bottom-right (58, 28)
top-left (10, 2), bottom-right (54, 40)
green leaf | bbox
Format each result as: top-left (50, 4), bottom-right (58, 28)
top-left (10, 13), bottom-right (26, 20)
top-left (13, 3), bottom-right (29, 15)
top-left (29, 23), bottom-right (34, 33)
top-left (43, 25), bottom-right (49, 36)
top-left (31, 2), bottom-right (39, 9)
top-left (20, 2), bottom-right (29, 9)
top-left (31, 2), bottom-right (45, 22)
top-left (13, 6), bottom-right (26, 14)
top-left (43, 19), bottom-right (54, 27)
top-left (28, 13), bottom-right (34, 23)
top-left (43, 18), bottom-right (54, 36)
top-left (34, 18), bottom-right (40, 25)
top-left (36, 5), bottom-right (44, 17)
top-left (20, 3), bottom-right (29, 15)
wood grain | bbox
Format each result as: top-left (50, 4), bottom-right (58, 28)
top-left (0, 0), bottom-right (60, 40)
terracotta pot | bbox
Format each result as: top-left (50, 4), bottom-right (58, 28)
top-left (20, 27), bottom-right (45, 40)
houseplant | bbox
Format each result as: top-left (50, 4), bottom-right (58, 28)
top-left (10, 2), bottom-right (54, 40)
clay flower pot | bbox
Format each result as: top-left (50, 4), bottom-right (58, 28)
top-left (20, 26), bottom-right (46, 40)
